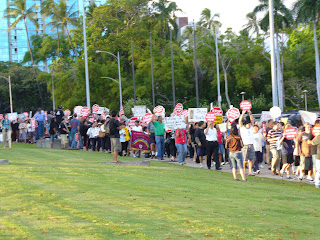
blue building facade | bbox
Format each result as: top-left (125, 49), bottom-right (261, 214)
top-left (0, 0), bottom-right (107, 71)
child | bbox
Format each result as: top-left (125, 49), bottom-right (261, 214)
top-left (253, 125), bottom-right (264, 174)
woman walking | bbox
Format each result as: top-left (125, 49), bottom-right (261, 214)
top-left (1, 114), bottom-right (12, 149)
top-left (225, 124), bottom-right (247, 182)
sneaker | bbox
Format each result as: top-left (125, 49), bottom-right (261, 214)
top-left (200, 163), bottom-right (203, 168)
top-left (179, 162), bottom-right (183, 165)
top-left (256, 170), bottom-right (260, 174)
top-left (279, 171), bottom-right (283, 178)
top-left (221, 162), bottom-right (225, 165)
top-left (286, 176), bottom-right (293, 179)
top-left (259, 165), bottom-right (264, 169)
top-left (243, 180), bottom-right (249, 182)
top-left (307, 176), bottom-right (313, 181)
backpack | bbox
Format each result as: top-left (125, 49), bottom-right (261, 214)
top-left (109, 119), bottom-right (117, 136)
top-left (104, 120), bottom-right (111, 136)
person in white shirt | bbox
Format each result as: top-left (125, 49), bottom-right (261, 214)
top-left (239, 110), bottom-right (255, 176)
top-left (131, 120), bottom-right (142, 157)
top-left (204, 122), bottom-right (221, 170)
top-left (86, 122), bottom-right (99, 151)
top-left (253, 125), bottom-right (264, 174)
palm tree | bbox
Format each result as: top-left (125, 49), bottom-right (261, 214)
top-left (242, 12), bottom-right (260, 36)
top-left (4, 0), bottom-right (39, 68)
top-left (293, 0), bottom-right (320, 107)
top-left (253, 0), bottom-right (293, 109)
top-left (41, 0), bottom-right (79, 58)
top-left (198, 8), bottom-right (221, 31)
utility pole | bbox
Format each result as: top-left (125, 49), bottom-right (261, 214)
top-left (131, 39), bottom-right (136, 105)
top-left (170, 29), bottom-right (175, 108)
top-left (150, 32), bottom-right (155, 108)
top-left (193, 21), bottom-right (199, 108)
top-left (82, 0), bottom-right (90, 108)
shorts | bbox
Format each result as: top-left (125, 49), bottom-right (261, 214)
top-left (110, 137), bottom-right (121, 153)
top-left (229, 151), bottom-right (244, 169)
top-left (282, 153), bottom-right (294, 164)
top-left (294, 156), bottom-right (300, 166)
top-left (312, 155), bottom-right (317, 169)
top-left (197, 147), bottom-right (206, 157)
top-left (218, 144), bottom-right (224, 154)
top-left (242, 144), bottom-right (254, 161)
top-left (121, 141), bottom-right (129, 151)
top-left (60, 134), bottom-right (68, 145)
top-left (50, 134), bottom-right (55, 142)
top-left (301, 156), bottom-right (313, 170)
top-left (149, 133), bottom-right (156, 144)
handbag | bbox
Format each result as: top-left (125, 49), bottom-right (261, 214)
top-left (98, 131), bottom-right (106, 138)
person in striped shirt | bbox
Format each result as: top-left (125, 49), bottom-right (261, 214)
top-left (267, 122), bottom-right (283, 175)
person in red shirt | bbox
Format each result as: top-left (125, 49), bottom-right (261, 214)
top-left (175, 127), bottom-right (189, 165)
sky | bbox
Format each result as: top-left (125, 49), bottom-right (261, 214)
top-left (174, 0), bottom-right (296, 34)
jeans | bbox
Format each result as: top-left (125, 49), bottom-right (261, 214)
top-left (229, 151), bottom-right (244, 169)
top-left (206, 141), bottom-right (219, 169)
top-left (79, 136), bottom-right (83, 149)
top-left (270, 148), bottom-right (281, 172)
top-left (90, 138), bottom-right (97, 151)
top-left (71, 133), bottom-right (78, 149)
top-left (37, 121), bottom-right (44, 138)
top-left (253, 151), bottom-right (262, 172)
top-left (315, 160), bottom-right (320, 188)
top-left (188, 144), bottom-right (194, 159)
top-left (176, 144), bottom-right (187, 163)
top-left (155, 135), bottom-right (165, 159)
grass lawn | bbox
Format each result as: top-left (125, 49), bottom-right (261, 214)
top-left (0, 144), bottom-right (319, 240)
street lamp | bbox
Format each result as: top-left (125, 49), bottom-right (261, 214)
top-left (240, 92), bottom-right (245, 101)
top-left (303, 90), bottom-right (308, 111)
top-left (96, 50), bottom-right (123, 109)
top-left (82, 0), bottom-right (90, 108)
top-left (0, 75), bottom-right (13, 113)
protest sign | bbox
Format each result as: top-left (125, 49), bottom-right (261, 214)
top-left (119, 109), bottom-right (125, 116)
top-left (262, 122), bottom-right (266, 134)
top-left (101, 113), bottom-right (106, 120)
top-left (213, 115), bottom-right (223, 125)
top-left (260, 111), bottom-right (272, 123)
top-left (142, 113), bottom-right (153, 126)
top-left (134, 105), bottom-right (147, 117)
top-left (240, 100), bottom-right (252, 111)
top-left (164, 116), bottom-right (186, 131)
top-left (92, 104), bottom-right (100, 113)
top-left (219, 123), bottom-right (227, 132)
top-left (88, 116), bottom-right (94, 123)
top-left (270, 106), bottom-right (281, 119)
top-left (23, 112), bottom-right (29, 119)
top-left (81, 107), bottom-right (90, 117)
top-left (285, 127), bottom-right (297, 140)
top-left (0, 114), bottom-right (3, 120)
top-left (312, 125), bottom-right (320, 137)
top-left (299, 110), bottom-right (317, 125)
top-left (74, 106), bottom-right (82, 116)
top-left (128, 117), bottom-right (138, 129)
top-left (211, 107), bottom-right (223, 116)
top-left (8, 112), bottom-right (17, 121)
top-left (174, 103), bottom-right (183, 115)
top-left (17, 113), bottom-right (25, 120)
top-left (64, 109), bottom-right (71, 117)
top-left (188, 108), bottom-right (207, 122)
top-left (97, 107), bottom-right (106, 115)
top-left (181, 109), bottom-right (189, 118)
top-left (130, 131), bottom-right (150, 151)
top-left (281, 118), bottom-right (288, 125)
top-left (31, 118), bottom-right (36, 129)
top-left (227, 108), bottom-right (240, 122)
top-left (154, 105), bottom-right (165, 114)
top-left (205, 112), bottom-right (216, 122)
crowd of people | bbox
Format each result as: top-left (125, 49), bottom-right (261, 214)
top-left (1, 106), bottom-right (320, 189)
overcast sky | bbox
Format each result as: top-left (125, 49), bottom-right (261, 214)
top-left (174, 0), bottom-right (296, 34)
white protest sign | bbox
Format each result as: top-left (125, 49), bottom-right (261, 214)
top-left (260, 111), bottom-right (272, 123)
top-left (97, 107), bottom-right (106, 115)
top-left (134, 105), bottom-right (147, 117)
top-left (164, 116), bottom-right (186, 131)
top-left (8, 112), bottom-right (18, 121)
top-left (219, 123), bottom-right (227, 132)
top-left (299, 110), bottom-right (317, 125)
top-left (188, 108), bottom-right (208, 122)
top-left (270, 106), bottom-right (282, 119)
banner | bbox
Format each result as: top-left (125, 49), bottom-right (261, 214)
top-left (164, 116), bottom-right (186, 131)
top-left (134, 105), bottom-right (147, 117)
top-left (188, 108), bottom-right (207, 122)
top-left (130, 130), bottom-right (150, 151)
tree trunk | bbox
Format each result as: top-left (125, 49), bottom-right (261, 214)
top-left (313, 19), bottom-right (320, 108)
top-left (57, 27), bottom-right (60, 58)
top-left (65, 25), bottom-right (78, 58)
top-left (275, 32), bottom-right (283, 110)
top-left (24, 18), bottom-right (44, 108)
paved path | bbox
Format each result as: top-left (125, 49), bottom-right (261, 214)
top-left (151, 156), bottom-right (315, 185)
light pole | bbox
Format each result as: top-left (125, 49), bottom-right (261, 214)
top-left (51, 71), bottom-right (55, 110)
top-left (82, 0), bottom-right (90, 108)
top-left (268, 0), bottom-right (278, 107)
top-left (96, 50), bottom-right (123, 109)
top-left (193, 21), bottom-right (199, 108)
top-left (170, 29), bottom-right (175, 108)
top-left (303, 90), bottom-right (308, 111)
top-left (0, 75), bottom-right (13, 113)
top-left (131, 39), bottom-right (136, 105)
top-left (240, 92), bottom-right (245, 101)
top-left (150, 32), bottom-right (155, 108)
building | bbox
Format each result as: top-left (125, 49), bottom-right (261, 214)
top-left (0, 0), bottom-right (107, 71)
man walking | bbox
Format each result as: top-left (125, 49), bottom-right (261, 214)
top-left (154, 115), bottom-right (166, 160)
top-left (109, 110), bottom-right (121, 163)
top-left (34, 108), bottom-right (46, 139)
top-left (267, 121), bottom-right (283, 175)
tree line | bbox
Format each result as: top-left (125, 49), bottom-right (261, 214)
top-left (0, 0), bottom-right (319, 114)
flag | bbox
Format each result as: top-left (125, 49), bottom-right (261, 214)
top-left (130, 130), bottom-right (150, 152)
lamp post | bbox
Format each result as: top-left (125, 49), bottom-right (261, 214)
top-left (131, 39), bottom-right (136, 105)
top-left (240, 92), bottom-right (245, 101)
top-left (96, 50), bottom-right (123, 109)
top-left (51, 71), bottom-right (55, 110)
top-left (303, 90), bottom-right (308, 111)
top-left (150, 32), bottom-right (155, 108)
top-left (82, 0), bottom-right (90, 108)
top-left (0, 75), bottom-right (13, 113)
top-left (170, 29), bottom-right (175, 108)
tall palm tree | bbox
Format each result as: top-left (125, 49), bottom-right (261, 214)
top-left (253, 0), bottom-right (293, 109)
top-left (198, 8), bottom-right (221, 31)
top-left (41, 0), bottom-right (79, 58)
top-left (242, 12), bottom-right (260, 36)
top-left (293, 0), bottom-right (320, 107)
top-left (4, 0), bottom-right (39, 68)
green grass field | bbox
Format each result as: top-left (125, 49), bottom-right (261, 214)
top-left (0, 144), bottom-right (319, 239)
